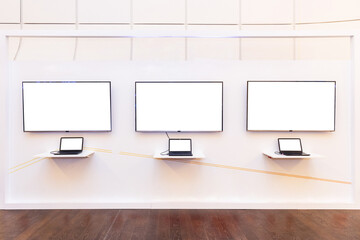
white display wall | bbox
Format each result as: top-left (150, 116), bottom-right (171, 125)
top-left (2, 56), bottom-right (355, 209)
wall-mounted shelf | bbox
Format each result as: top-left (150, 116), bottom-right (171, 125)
top-left (263, 151), bottom-right (322, 159)
top-left (153, 152), bottom-right (205, 160)
top-left (35, 150), bottom-right (95, 159)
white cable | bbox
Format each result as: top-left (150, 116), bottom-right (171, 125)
top-left (73, 0), bottom-right (79, 61)
top-left (13, 0), bottom-right (23, 61)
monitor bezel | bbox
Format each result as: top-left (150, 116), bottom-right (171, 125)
top-left (246, 80), bottom-right (336, 132)
top-left (22, 81), bottom-right (112, 132)
top-left (135, 81), bottom-right (224, 132)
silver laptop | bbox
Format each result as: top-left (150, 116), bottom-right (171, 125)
top-left (169, 139), bottom-right (192, 156)
top-left (278, 138), bottom-right (310, 156)
top-left (52, 137), bottom-right (84, 155)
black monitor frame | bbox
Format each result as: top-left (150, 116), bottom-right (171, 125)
top-left (246, 80), bottom-right (336, 132)
top-left (135, 81), bottom-right (224, 132)
top-left (22, 81), bottom-right (112, 132)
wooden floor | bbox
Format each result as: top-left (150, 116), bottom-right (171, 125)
top-left (1, 209), bottom-right (360, 240)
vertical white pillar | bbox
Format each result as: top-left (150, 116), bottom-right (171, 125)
top-left (351, 33), bottom-right (360, 207)
top-left (0, 33), bottom-right (9, 209)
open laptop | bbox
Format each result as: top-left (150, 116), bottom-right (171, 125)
top-left (169, 139), bottom-right (193, 156)
top-left (278, 138), bottom-right (310, 156)
top-left (52, 137), bottom-right (84, 155)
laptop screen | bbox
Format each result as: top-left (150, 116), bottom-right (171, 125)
top-left (278, 138), bottom-right (302, 152)
top-left (60, 137), bottom-right (83, 151)
top-left (169, 139), bottom-right (191, 152)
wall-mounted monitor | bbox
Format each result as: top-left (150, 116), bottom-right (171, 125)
top-left (247, 81), bottom-right (336, 132)
top-left (22, 81), bottom-right (112, 132)
top-left (135, 81), bottom-right (223, 132)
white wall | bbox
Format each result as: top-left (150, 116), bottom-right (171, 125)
top-left (0, 0), bottom-right (360, 208)
top-left (1, 59), bottom-right (353, 208)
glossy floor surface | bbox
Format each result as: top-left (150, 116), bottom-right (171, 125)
top-left (1, 209), bottom-right (359, 240)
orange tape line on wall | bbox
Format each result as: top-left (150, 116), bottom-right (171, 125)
top-left (8, 149), bottom-right (351, 185)
top-left (84, 147), bottom-right (112, 153)
top-left (119, 152), bottom-right (153, 158)
top-left (8, 157), bottom-right (42, 170)
top-left (9, 157), bottom-right (48, 174)
top-left (175, 160), bottom-right (351, 185)
top-left (117, 151), bottom-right (350, 185)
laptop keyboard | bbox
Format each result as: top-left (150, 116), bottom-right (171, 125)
top-left (283, 152), bottom-right (310, 156)
top-left (169, 152), bottom-right (193, 156)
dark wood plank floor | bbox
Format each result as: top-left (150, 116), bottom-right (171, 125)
top-left (1, 209), bottom-right (360, 240)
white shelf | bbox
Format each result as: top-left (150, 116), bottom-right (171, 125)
top-left (263, 151), bottom-right (322, 159)
top-left (153, 152), bottom-right (205, 160)
top-left (35, 150), bottom-right (95, 158)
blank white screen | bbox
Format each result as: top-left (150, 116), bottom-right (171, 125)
top-left (136, 82), bottom-right (223, 132)
top-left (23, 82), bottom-right (111, 131)
top-left (170, 139), bottom-right (191, 151)
top-left (61, 138), bottom-right (83, 151)
top-left (247, 81), bottom-right (335, 131)
top-left (279, 139), bottom-right (302, 151)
